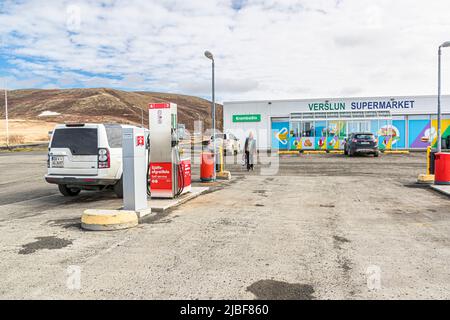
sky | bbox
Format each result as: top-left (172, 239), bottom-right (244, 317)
top-left (0, 0), bottom-right (449, 102)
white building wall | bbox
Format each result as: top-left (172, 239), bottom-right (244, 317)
top-left (223, 95), bottom-right (450, 150)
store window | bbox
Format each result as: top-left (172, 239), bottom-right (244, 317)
top-left (302, 121), bottom-right (314, 137)
top-left (290, 122), bottom-right (300, 138)
top-left (348, 121), bottom-right (370, 133)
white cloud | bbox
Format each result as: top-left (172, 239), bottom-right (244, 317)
top-left (0, 0), bottom-right (449, 102)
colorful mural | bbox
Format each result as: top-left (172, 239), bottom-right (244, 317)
top-left (408, 119), bottom-right (450, 148)
top-left (326, 121), bottom-right (346, 150)
top-left (315, 121), bottom-right (327, 150)
top-left (409, 119), bottom-right (433, 148)
top-left (291, 137), bottom-right (315, 150)
top-left (271, 118), bottom-right (449, 150)
top-left (431, 119), bottom-right (450, 148)
top-left (271, 121), bottom-right (290, 149)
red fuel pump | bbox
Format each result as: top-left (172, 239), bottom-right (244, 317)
top-left (147, 103), bottom-right (191, 198)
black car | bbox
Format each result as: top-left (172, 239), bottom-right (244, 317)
top-left (344, 132), bottom-right (379, 157)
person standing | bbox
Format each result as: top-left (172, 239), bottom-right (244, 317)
top-left (244, 132), bottom-right (257, 171)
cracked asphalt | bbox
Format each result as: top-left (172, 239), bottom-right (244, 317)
top-left (0, 151), bottom-right (449, 299)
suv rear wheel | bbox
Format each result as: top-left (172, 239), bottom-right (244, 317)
top-left (58, 184), bottom-right (81, 197)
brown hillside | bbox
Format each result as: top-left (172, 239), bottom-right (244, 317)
top-left (0, 88), bottom-right (222, 131)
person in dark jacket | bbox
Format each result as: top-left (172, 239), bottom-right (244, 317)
top-left (244, 132), bottom-right (256, 171)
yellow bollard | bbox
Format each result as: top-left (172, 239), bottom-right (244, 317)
top-left (216, 145), bottom-right (231, 180)
top-left (219, 146), bottom-right (224, 172)
top-left (417, 145), bottom-right (434, 183)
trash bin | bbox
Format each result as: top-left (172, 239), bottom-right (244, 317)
top-left (442, 137), bottom-right (448, 150)
top-left (200, 152), bottom-right (215, 182)
top-left (429, 150), bottom-right (437, 174)
top-left (434, 152), bottom-right (450, 185)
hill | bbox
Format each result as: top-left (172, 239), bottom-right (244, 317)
top-left (0, 88), bottom-right (222, 145)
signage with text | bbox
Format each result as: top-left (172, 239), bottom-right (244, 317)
top-left (307, 100), bottom-right (415, 112)
top-left (233, 114), bottom-right (261, 122)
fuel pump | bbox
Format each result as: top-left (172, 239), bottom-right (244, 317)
top-left (147, 103), bottom-right (191, 198)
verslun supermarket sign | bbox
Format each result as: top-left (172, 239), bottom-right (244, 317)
top-left (308, 100), bottom-right (415, 111)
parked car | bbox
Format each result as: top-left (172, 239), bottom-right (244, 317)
top-left (210, 133), bottom-right (241, 155)
top-left (45, 123), bottom-right (140, 198)
top-left (344, 132), bottom-right (379, 157)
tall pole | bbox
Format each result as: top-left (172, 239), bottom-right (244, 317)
top-left (4, 80), bottom-right (8, 147)
top-left (205, 50), bottom-right (216, 181)
top-left (212, 58), bottom-right (216, 180)
top-left (438, 46), bottom-right (442, 152)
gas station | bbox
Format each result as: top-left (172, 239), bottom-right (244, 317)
top-left (81, 102), bottom-right (210, 231)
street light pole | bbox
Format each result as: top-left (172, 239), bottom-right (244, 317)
top-left (204, 50), bottom-right (216, 180)
top-left (437, 41), bottom-right (450, 152)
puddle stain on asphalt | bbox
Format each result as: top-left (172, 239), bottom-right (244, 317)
top-left (333, 235), bottom-right (350, 244)
top-left (253, 190), bottom-right (268, 198)
top-left (19, 236), bottom-right (73, 255)
top-left (247, 280), bottom-right (315, 300)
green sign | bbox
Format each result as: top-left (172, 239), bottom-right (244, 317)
top-left (233, 114), bottom-right (261, 122)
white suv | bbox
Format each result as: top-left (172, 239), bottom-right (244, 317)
top-left (45, 123), bottom-right (136, 198)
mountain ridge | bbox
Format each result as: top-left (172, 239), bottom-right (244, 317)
top-left (0, 88), bottom-right (223, 131)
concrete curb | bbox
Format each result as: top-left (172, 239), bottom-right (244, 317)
top-left (81, 209), bottom-right (139, 231)
top-left (383, 150), bottom-right (410, 154)
top-left (149, 187), bottom-right (209, 212)
top-left (430, 184), bottom-right (450, 197)
top-left (303, 151), bottom-right (327, 154)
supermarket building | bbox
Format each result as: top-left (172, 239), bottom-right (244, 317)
top-left (223, 95), bottom-right (450, 151)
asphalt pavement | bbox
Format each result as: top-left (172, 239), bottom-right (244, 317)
top-left (0, 151), bottom-right (449, 299)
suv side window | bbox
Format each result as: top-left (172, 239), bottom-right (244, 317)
top-left (104, 124), bottom-right (123, 148)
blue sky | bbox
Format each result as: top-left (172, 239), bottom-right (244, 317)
top-left (1, 0), bottom-right (450, 102)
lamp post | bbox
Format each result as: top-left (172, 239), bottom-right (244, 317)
top-left (437, 41), bottom-right (450, 152)
top-left (204, 50), bottom-right (216, 180)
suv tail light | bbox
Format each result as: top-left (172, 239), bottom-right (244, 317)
top-left (47, 153), bottom-right (50, 168)
top-left (98, 148), bottom-right (110, 169)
